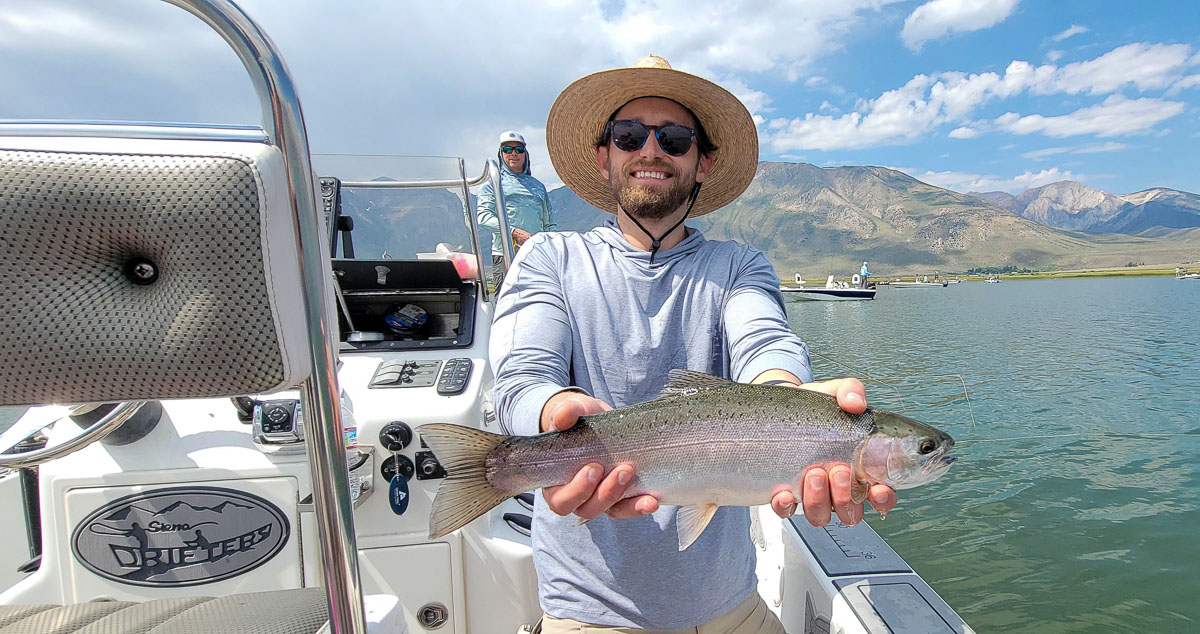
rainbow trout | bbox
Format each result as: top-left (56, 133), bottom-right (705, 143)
top-left (422, 370), bottom-right (956, 550)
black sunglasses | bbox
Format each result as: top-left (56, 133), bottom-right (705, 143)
top-left (501, 146), bottom-right (526, 154)
top-left (605, 119), bottom-right (696, 157)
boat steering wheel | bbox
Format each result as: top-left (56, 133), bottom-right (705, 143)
top-left (0, 402), bottom-right (149, 469)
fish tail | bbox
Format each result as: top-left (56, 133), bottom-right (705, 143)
top-left (421, 423), bottom-right (514, 539)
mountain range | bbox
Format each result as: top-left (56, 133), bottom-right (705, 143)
top-left (549, 162), bottom-right (1200, 275)
top-left (968, 181), bottom-right (1200, 237)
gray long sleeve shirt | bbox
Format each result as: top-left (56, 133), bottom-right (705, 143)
top-left (490, 220), bottom-right (811, 630)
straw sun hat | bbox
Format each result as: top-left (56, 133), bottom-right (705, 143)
top-left (546, 55), bottom-right (758, 217)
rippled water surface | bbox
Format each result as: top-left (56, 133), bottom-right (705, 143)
top-left (785, 277), bottom-right (1200, 633)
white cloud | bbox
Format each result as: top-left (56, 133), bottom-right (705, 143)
top-left (1021, 147), bottom-right (1070, 160)
top-left (804, 75), bottom-right (848, 95)
top-left (995, 95), bottom-right (1186, 138)
top-left (1074, 141), bottom-right (1131, 154)
top-left (768, 75), bottom-right (943, 151)
top-left (1051, 24), bottom-right (1088, 42)
top-left (0, 0), bottom-right (904, 188)
top-left (596, 0), bottom-right (904, 81)
top-left (1045, 43), bottom-right (1195, 95)
top-left (1045, 49), bottom-right (1064, 63)
top-left (901, 0), bottom-right (1020, 52)
top-left (914, 167), bottom-right (1080, 193)
top-left (765, 41), bottom-right (1196, 152)
top-left (721, 77), bottom-right (775, 118)
top-left (1168, 73), bottom-right (1200, 95)
top-left (1021, 141), bottom-right (1129, 161)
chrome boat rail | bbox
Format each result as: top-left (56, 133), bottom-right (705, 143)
top-left (162, 1), bottom-right (364, 631)
top-left (484, 159), bottom-right (518, 281)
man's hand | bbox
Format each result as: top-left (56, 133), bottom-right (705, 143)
top-left (763, 377), bottom-right (898, 526)
top-left (512, 228), bottom-right (533, 245)
top-left (538, 391), bottom-right (659, 520)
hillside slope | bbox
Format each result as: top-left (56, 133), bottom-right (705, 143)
top-left (550, 163), bottom-right (1200, 274)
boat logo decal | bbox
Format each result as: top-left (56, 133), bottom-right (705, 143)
top-left (71, 486), bottom-right (290, 587)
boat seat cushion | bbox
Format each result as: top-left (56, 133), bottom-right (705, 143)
top-left (0, 135), bottom-right (314, 406)
top-left (0, 588), bottom-right (327, 634)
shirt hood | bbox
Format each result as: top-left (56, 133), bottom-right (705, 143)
top-left (592, 219), bottom-right (705, 268)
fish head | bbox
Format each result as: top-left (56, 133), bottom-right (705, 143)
top-left (856, 411), bottom-right (956, 491)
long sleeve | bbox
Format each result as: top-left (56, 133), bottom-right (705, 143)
top-left (541, 188), bottom-right (556, 231)
top-left (489, 234), bottom-right (578, 436)
top-left (722, 251), bottom-right (812, 384)
top-left (476, 179), bottom-right (501, 240)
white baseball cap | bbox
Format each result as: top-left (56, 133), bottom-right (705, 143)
top-left (498, 130), bottom-right (525, 146)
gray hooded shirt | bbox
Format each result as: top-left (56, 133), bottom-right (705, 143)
top-left (490, 220), bottom-right (811, 629)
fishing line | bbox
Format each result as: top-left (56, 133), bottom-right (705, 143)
top-left (801, 353), bottom-right (1196, 445)
top-left (806, 349), bottom-right (978, 428)
top-left (956, 431), bottom-right (1200, 443)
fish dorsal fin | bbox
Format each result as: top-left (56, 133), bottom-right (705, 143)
top-left (676, 503), bottom-right (720, 551)
top-left (659, 369), bottom-right (732, 398)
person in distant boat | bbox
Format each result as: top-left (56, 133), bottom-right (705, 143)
top-left (490, 55), bottom-right (897, 633)
top-left (860, 261), bottom-right (870, 288)
top-left (476, 130), bottom-right (555, 289)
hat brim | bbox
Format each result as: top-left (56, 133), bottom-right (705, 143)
top-left (546, 67), bottom-right (758, 217)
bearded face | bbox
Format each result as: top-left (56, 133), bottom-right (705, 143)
top-left (608, 158), bottom-right (697, 221)
top-left (595, 97), bottom-right (714, 223)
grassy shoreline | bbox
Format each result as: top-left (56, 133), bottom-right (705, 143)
top-left (784, 266), bottom-right (1193, 285)
top-left (986, 267), bottom-right (1184, 280)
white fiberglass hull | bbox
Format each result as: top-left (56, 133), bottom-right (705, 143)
top-left (888, 281), bottom-right (947, 288)
top-left (781, 287), bottom-right (876, 300)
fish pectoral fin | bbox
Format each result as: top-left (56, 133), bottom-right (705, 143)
top-left (574, 516), bottom-right (590, 527)
top-left (851, 480), bottom-right (870, 505)
top-left (659, 370), bottom-right (732, 398)
top-left (676, 503), bottom-right (720, 551)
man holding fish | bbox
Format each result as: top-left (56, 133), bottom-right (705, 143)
top-left (481, 55), bottom-right (915, 633)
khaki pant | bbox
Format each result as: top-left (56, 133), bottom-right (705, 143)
top-left (536, 592), bottom-right (786, 634)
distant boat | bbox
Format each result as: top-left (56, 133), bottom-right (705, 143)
top-left (985, 275), bottom-right (1001, 283)
top-left (782, 274), bottom-right (876, 300)
top-left (1177, 272), bottom-right (1200, 280)
top-left (889, 278), bottom-right (948, 288)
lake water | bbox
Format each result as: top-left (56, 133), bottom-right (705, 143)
top-left (784, 277), bottom-right (1200, 633)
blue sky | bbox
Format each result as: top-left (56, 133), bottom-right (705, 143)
top-left (2, 0), bottom-right (1198, 195)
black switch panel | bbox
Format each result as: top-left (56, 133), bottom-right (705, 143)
top-left (370, 359), bottom-right (440, 389)
top-left (437, 358), bottom-right (472, 395)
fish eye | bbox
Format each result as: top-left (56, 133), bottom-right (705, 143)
top-left (918, 438), bottom-right (936, 454)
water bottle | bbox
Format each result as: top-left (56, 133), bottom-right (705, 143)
top-left (340, 389), bottom-right (361, 502)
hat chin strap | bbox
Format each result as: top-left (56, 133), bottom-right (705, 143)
top-left (625, 183), bottom-right (702, 265)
